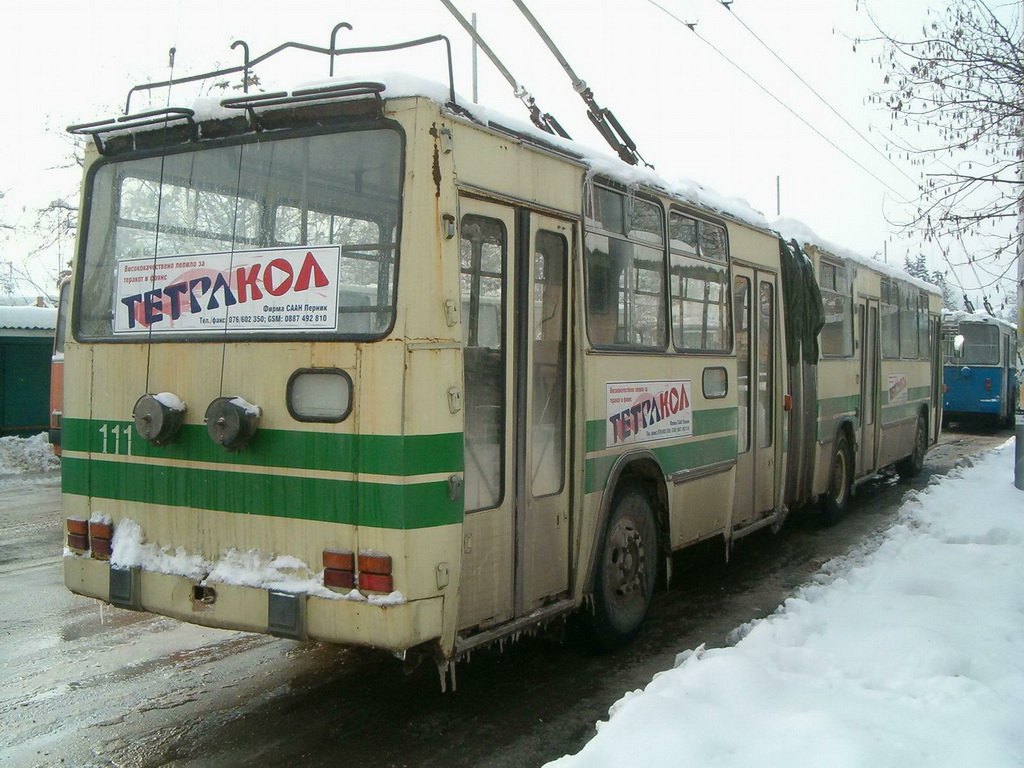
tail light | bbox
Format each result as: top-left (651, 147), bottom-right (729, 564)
top-left (985, 378), bottom-right (992, 391)
top-left (323, 549), bottom-right (355, 588)
top-left (358, 552), bottom-right (393, 593)
top-left (66, 519), bottom-right (89, 551)
top-left (322, 549), bottom-right (394, 593)
top-left (90, 521), bottom-right (113, 560)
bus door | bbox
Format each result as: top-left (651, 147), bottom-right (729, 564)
top-left (458, 198), bottom-right (573, 629)
top-left (858, 300), bottom-right (880, 474)
top-left (731, 266), bottom-right (779, 527)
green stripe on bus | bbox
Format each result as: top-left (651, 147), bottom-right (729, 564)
top-left (584, 434), bottom-right (738, 494)
top-left (63, 418), bottom-right (463, 476)
top-left (61, 456), bottom-right (462, 529)
top-left (584, 407), bottom-right (736, 452)
top-left (817, 394), bottom-right (860, 419)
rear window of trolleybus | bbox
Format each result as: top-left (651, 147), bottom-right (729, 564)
top-left (74, 126), bottom-right (404, 342)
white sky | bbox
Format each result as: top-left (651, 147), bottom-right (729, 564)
top-left (547, 440), bottom-right (1024, 767)
top-left (0, 0), bottom-right (1014, 303)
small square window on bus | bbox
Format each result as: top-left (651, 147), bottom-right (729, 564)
top-left (697, 221), bottom-right (728, 262)
top-left (586, 185), bottom-right (625, 234)
top-left (628, 198), bottom-right (664, 245)
top-left (702, 366), bottom-right (728, 399)
top-left (669, 213), bottom-right (698, 256)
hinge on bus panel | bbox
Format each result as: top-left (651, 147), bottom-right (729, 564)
top-left (439, 127), bottom-right (454, 154)
top-left (444, 299), bottom-right (460, 327)
top-left (447, 387), bottom-right (463, 414)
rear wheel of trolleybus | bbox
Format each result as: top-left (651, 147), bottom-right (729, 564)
top-left (820, 431), bottom-right (853, 526)
top-left (585, 484), bottom-right (659, 651)
top-left (896, 413), bottom-right (927, 479)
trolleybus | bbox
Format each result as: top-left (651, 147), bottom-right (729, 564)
top-left (60, 33), bottom-right (941, 683)
top-left (942, 312), bottom-right (1018, 427)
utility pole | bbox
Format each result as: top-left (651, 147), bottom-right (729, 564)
top-left (1014, 0), bottom-right (1024, 489)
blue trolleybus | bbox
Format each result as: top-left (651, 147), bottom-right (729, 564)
top-left (942, 312), bottom-right (1018, 427)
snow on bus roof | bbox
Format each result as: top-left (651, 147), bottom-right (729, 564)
top-left (942, 310), bottom-right (1017, 332)
top-left (774, 217), bottom-right (941, 295)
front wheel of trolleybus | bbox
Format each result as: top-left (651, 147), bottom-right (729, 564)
top-left (586, 484), bottom-right (659, 651)
top-left (896, 413), bottom-right (928, 479)
top-left (820, 432), bottom-right (853, 526)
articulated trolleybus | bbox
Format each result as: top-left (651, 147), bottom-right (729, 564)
top-left (61, 33), bottom-right (941, 683)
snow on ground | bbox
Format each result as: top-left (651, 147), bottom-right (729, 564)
top-left (0, 432), bottom-right (59, 483)
top-left (548, 440), bottom-right (1024, 768)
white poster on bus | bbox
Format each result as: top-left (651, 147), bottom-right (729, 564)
top-left (887, 372), bottom-right (909, 404)
top-left (113, 246), bottom-right (341, 334)
top-left (606, 380), bottom-right (693, 446)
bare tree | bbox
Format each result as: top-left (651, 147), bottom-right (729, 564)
top-left (863, 0), bottom-right (1022, 285)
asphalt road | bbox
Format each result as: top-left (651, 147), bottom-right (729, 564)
top-left (0, 424), bottom-right (1012, 768)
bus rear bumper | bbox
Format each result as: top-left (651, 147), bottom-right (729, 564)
top-left (63, 555), bottom-right (443, 652)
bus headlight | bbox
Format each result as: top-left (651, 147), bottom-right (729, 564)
top-left (133, 392), bottom-right (187, 446)
top-left (205, 396), bottom-right (261, 451)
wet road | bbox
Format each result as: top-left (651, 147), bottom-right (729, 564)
top-left (0, 425), bottom-right (1012, 768)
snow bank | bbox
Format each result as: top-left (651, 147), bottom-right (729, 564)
top-left (0, 433), bottom-right (59, 479)
top-left (548, 441), bottom-right (1024, 768)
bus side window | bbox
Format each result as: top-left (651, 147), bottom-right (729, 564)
top-left (460, 215), bottom-right (507, 512)
top-left (734, 276), bottom-right (751, 453)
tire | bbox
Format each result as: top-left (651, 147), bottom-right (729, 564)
top-left (585, 485), bottom-right (658, 651)
top-left (820, 432), bottom-right (853, 526)
top-left (896, 413), bottom-right (927, 479)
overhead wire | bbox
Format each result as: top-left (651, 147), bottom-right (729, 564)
top-left (715, 2), bottom-right (920, 190)
top-left (641, 0), bottom-right (911, 201)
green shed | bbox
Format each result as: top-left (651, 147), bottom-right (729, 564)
top-left (0, 305), bottom-right (57, 437)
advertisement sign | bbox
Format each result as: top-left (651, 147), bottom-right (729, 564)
top-left (606, 380), bottom-right (693, 446)
top-left (887, 373), bottom-right (909, 404)
top-left (114, 246), bottom-right (341, 334)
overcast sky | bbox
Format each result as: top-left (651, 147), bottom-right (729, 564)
top-left (0, 0), bottom-right (1012, 303)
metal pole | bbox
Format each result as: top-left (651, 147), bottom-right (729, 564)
top-left (472, 12), bottom-right (479, 104)
top-left (1015, 0), bottom-right (1024, 490)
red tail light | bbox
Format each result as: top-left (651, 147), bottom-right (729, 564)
top-left (985, 378), bottom-right (992, 391)
top-left (90, 522), bottom-right (113, 560)
top-left (66, 519), bottom-right (89, 551)
top-left (358, 552), bottom-right (393, 593)
top-left (323, 549), bottom-right (355, 589)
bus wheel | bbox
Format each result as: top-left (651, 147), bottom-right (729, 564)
top-left (587, 485), bottom-right (658, 651)
top-left (896, 414), bottom-right (927, 479)
top-left (820, 432), bottom-right (852, 526)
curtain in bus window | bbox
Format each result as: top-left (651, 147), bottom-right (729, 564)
top-left (461, 215), bottom-right (506, 512)
top-left (757, 280), bottom-right (774, 448)
top-left (77, 128), bottom-right (402, 339)
top-left (531, 231), bottom-right (567, 497)
top-left (733, 276), bottom-right (751, 453)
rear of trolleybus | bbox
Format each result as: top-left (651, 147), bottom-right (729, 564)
top-left (942, 314), bottom-right (1018, 427)
top-left (61, 90), bottom-right (470, 665)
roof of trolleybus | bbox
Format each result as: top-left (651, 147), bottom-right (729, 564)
top-left (72, 70), bottom-right (930, 292)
